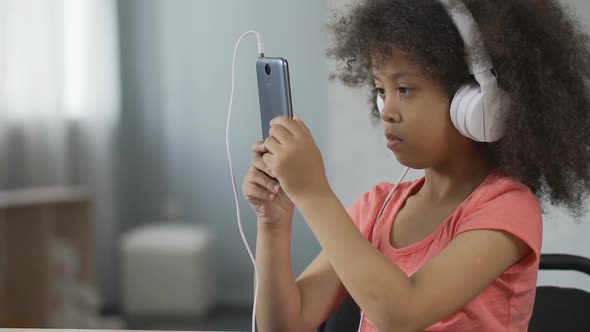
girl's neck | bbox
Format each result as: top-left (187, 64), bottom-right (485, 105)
top-left (418, 143), bottom-right (494, 204)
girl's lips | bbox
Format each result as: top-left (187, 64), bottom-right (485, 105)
top-left (385, 133), bottom-right (403, 149)
top-left (387, 138), bottom-right (403, 149)
top-left (385, 133), bottom-right (403, 141)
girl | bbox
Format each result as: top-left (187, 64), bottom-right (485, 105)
top-left (242, 0), bottom-right (590, 331)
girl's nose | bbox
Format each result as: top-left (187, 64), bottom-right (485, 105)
top-left (380, 100), bottom-right (402, 123)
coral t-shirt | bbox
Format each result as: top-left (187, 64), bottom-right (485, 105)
top-left (347, 169), bottom-right (543, 332)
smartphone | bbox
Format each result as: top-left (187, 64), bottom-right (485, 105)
top-left (256, 57), bottom-right (293, 140)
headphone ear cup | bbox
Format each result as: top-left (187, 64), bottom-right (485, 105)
top-left (457, 87), bottom-right (481, 141)
top-left (456, 84), bottom-right (481, 140)
top-left (452, 84), bottom-right (480, 141)
top-left (464, 92), bottom-right (487, 142)
top-left (450, 84), bottom-right (470, 133)
top-left (479, 81), bottom-right (509, 142)
top-left (376, 94), bottom-right (384, 114)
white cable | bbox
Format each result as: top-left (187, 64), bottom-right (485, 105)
top-left (226, 30), bottom-right (264, 332)
top-left (357, 166), bottom-right (411, 332)
top-left (374, 166), bottom-right (411, 224)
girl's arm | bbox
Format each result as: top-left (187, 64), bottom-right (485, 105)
top-left (296, 190), bottom-right (530, 332)
top-left (254, 221), bottom-right (301, 332)
top-left (261, 116), bottom-right (533, 331)
top-left (255, 221), bottom-right (349, 332)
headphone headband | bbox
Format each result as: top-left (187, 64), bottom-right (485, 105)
top-left (438, 0), bottom-right (493, 76)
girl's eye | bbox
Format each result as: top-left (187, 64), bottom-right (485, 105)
top-left (374, 88), bottom-right (386, 97)
top-left (373, 87), bottom-right (413, 99)
top-left (398, 87), bottom-right (413, 96)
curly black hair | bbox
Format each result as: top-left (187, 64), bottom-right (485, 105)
top-left (327, 0), bottom-right (590, 219)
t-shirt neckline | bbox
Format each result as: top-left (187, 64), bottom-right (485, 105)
top-left (379, 169), bottom-right (501, 255)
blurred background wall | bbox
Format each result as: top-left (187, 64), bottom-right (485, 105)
top-left (115, 0), bottom-right (329, 308)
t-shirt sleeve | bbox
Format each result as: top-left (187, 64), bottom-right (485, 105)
top-left (346, 183), bottom-right (395, 240)
top-left (346, 190), bottom-right (373, 240)
top-left (455, 184), bottom-right (543, 264)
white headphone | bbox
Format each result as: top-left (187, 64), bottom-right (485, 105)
top-left (376, 0), bottom-right (510, 143)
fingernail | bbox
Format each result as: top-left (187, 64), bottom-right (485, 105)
top-left (259, 144), bottom-right (265, 150)
top-left (274, 184), bottom-right (281, 193)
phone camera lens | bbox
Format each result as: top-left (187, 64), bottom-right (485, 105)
top-left (265, 63), bottom-right (271, 76)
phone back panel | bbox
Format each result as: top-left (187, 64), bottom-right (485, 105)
top-left (256, 57), bottom-right (293, 140)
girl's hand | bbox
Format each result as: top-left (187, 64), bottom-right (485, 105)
top-left (262, 115), bottom-right (331, 203)
top-left (242, 141), bottom-right (295, 225)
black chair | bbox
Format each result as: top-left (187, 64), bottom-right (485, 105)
top-left (317, 296), bottom-right (360, 332)
top-left (529, 254), bottom-right (590, 332)
top-left (319, 254), bottom-right (590, 332)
